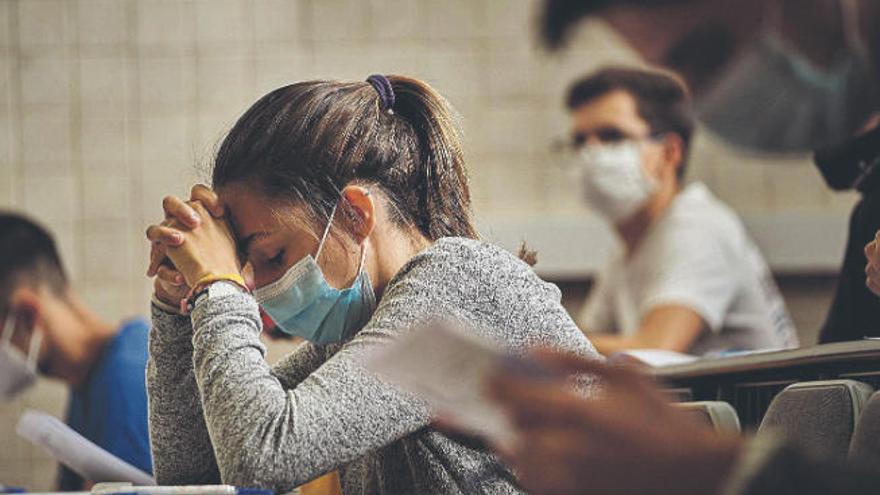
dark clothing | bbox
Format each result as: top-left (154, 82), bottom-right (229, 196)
top-left (743, 442), bottom-right (880, 495)
top-left (820, 194), bottom-right (880, 343)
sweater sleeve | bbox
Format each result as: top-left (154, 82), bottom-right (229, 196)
top-left (188, 291), bottom-right (432, 493)
top-left (146, 304), bottom-right (221, 485)
top-left (147, 303), bottom-right (329, 487)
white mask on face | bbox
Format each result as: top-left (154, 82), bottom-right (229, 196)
top-left (578, 141), bottom-right (658, 223)
top-left (0, 312), bottom-right (42, 401)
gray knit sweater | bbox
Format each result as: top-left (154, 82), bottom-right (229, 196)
top-left (147, 237), bottom-right (599, 494)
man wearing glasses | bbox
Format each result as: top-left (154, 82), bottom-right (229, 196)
top-left (567, 66), bottom-right (798, 357)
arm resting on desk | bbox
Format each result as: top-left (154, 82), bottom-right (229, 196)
top-left (589, 305), bottom-right (705, 355)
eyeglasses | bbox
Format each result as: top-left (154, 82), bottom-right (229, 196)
top-left (550, 127), bottom-right (665, 156)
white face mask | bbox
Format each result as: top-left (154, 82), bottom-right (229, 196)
top-left (578, 141), bottom-right (657, 223)
top-left (0, 312), bottom-right (42, 401)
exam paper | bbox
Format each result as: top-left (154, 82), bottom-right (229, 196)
top-left (363, 324), bottom-right (519, 450)
top-left (16, 409), bottom-right (156, 486)
top-left (611, 349), bottom-right (700, 367)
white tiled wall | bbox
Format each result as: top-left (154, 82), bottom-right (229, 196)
top-left (0, 0), bottom-right (857, 489)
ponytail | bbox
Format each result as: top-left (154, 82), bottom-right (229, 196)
top-left (212, 75), bottom-right (480, 241)
top-left (387, 76), bottom-right (479, 240)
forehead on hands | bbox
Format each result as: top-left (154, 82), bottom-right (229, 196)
top-left (217, 185), bottom-right (318, 263)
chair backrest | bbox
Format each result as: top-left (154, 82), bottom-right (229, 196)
top-left (758, 380), bottom-right (875, 462)
top-left (849, 391), bottom-right (880, 468)
top-left (676, 401), bottom-right (741, 434)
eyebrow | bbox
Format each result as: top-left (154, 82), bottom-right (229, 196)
top-left (237, 232), bottom-right (271, 257)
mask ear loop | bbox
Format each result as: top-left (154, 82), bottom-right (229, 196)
top-left (1, 312), bottom-right (42, 369)
top-left (25, 329), bottom-right (42, 370)
top-left (1, 312), bottom-right (15, 347)
top-left (314, 203), bottom-right (339, 263)
top-left (316, 194), bottom-right (371, 282)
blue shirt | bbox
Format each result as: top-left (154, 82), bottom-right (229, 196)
top-left (59, 319), bottom-right (152, 489)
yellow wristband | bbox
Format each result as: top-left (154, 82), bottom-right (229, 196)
top-left (181, 273), bottom-right (249, 315)
top-left (193, 273), bottom-right (247, 292)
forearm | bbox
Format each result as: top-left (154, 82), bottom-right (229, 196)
top-left (588, 333), bottom-right (640, 356)
top-left (147, 304), bottom-right (221, 485)
top-left (589, 308), bottom-right (703, 355)
top-left (190, 292), bottom-right (429, 492)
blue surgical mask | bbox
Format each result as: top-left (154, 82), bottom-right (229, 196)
top-left (253, 206), bottom-right (377, 345)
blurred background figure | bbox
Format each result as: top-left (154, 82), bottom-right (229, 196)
top-left (489, 349), bottom-right (880, 495)
top-left (540, 0), bottom-right (880, 154)
top-left (0, 213), bottom-right (151, 490)
top-left (814, 124), bottom-right (880, 342)
top-left (565, 67), bottom-right (798, 356)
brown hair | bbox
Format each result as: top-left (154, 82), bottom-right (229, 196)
top-left (566, 66), bottom-right (695, 179)
top-left (211, 76), bottom-right (479, 241)
top-left (0, 212), bottom-right (68, 318)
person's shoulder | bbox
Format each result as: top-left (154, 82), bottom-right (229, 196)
top-left (92, 318), bottom-right (150, 387)
top-left (382, 236), bottom-right (543, 308)
top-left (426, 236), bottom-right (510, 257)
top-left (400, 237), bottom-right (527, 277)
top-left (109, 318), bottom-right (150, 357)
top-left (664, 182), bottom-right (747, 244)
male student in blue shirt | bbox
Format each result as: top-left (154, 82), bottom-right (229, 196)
top-left (0, 213), bottom-right (152, 489)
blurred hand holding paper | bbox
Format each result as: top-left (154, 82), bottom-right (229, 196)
top-left (363, 323), bottom-right (523, 450)
top-left (16, 409), bottom-right (156, 486)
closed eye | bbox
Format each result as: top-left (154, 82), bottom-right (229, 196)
top-left (268, 250), bottom-right (285, 267)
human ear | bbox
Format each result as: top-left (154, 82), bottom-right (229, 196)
top-left (8, 287), bottom-right (42, 342)
top-left (662, 133), bottom-right (685, 180)
top-left (10, 288), bottom-right (42, 327)
top-left (340, 185), bottom-right (376, 243)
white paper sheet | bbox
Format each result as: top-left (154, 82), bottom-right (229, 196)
top-left (610, 349), bottom-right (701, 367)
top-left (363, 324), bottom-right (522, 450)
top-left (16, 409), bottom-right (156, 486)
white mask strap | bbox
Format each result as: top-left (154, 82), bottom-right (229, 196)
top-left (315, 203), bottom-right (338, 262)
top-left (1, 312), bottom-right (15, 346)
top-left (26, 329), bottom-right (42, 369)
top-left (356, 240), bottom-right (369, 274)
top-left (1, 311), bottom-right (41, 368)
top-left (315, 194), bottom-right (371, 277)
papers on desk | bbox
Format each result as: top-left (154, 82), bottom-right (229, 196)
top-left (16, 410), bottom-right (156, 486)
top-left (611, 348), bottom-right (791, 367)
top-left (8, 484), bottom-right (272, 495)
top-left (12, 484), bottom-right (266, 495)
top-left (610, 349), bottom-right (700, 367)
top-left (363, 324), bottom-right (521, 450)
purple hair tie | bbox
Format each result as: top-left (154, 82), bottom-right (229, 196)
top-left (366, 74), bottom-right (395, 112)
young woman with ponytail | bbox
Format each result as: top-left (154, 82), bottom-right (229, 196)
top-left (144, 75), bottom-right (599, 494)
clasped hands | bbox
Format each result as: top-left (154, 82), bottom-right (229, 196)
top-left (146, 185), bottom-right (241, 308)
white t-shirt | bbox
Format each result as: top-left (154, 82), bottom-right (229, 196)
top-left (579, 182), bottom-right (799, 356)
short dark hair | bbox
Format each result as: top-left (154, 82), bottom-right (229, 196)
top-left (566, 66), bottom-right (695, 178)
top-left (0, 213), bottom-right (68, 317)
